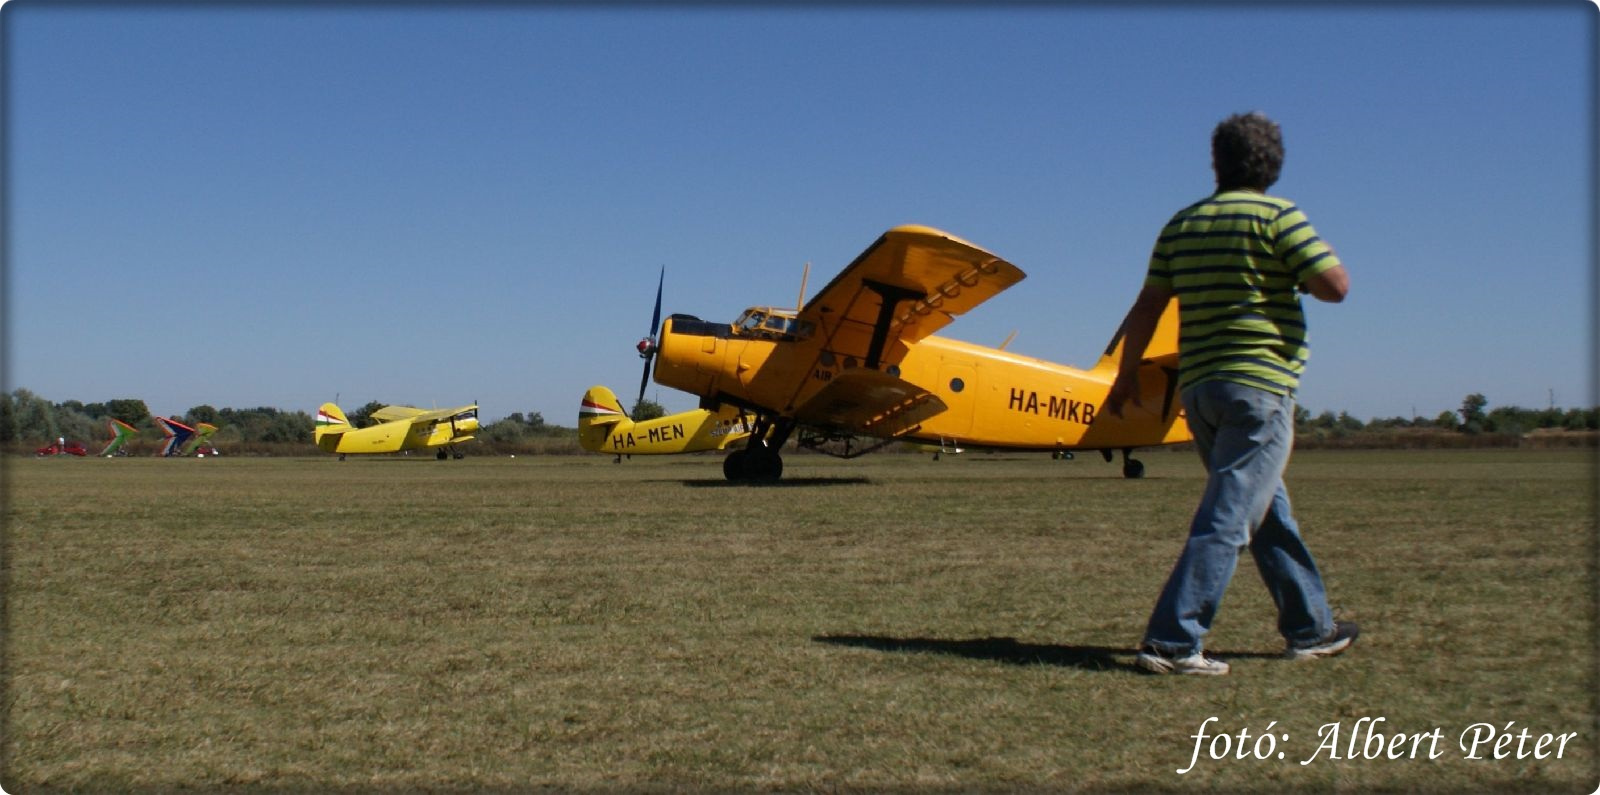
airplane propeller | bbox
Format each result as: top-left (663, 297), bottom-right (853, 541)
top-left (634, 266), bottom-right (665, 414)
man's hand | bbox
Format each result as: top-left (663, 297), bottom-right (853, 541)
top-left (1104, 370), bottom-right (1141, 419)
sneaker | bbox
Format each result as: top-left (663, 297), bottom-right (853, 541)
top-left (1136, 644), bottom-right (1230, 676)
top-left (1286, 620), bottom-right (1360, 660)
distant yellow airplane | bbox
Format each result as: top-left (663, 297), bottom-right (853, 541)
top-left (577, 385), bottom-right (752, 460)
top-left (640, 224), bottom-right (1192, 481)
top-left (314, 402), bottom-right (480, 460)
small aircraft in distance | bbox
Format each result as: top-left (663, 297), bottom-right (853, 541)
top-left (100, 418), bottom-right (140, 456)
top-left (314, 402), bottom-right (480, 460)
top-left (153, 416), bottom-right (218, 457)
top-left (578, 385), bottom-right (753, 461)
top-left (639, 224), bottom-right (1192, 482)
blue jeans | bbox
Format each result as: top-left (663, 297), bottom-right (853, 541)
top-left (1142, 379), bottom-right (1334, 656)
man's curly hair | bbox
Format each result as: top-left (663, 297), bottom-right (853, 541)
top-left (1211, 112), bottom-right (1284, 191)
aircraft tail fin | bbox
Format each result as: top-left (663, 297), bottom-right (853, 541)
top-left (314, 403), bottom-right (349, 445)
top-left (1094, 296), bottom-right (1181, 375)
top-left (578, 386), bottom-right (630, 452)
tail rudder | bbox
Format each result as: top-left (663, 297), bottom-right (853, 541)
top-left (1094, 296), bottom-right (1181, 374)
top-left (578, 386), bottom-right (629, 452)
top-left (314, 403), bottom-right (349, 445)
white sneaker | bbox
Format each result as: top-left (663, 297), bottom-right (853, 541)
top-left (1286, 620), bottom-right (1360, 660)
top-left (1136, 644), bottom-right (1230, 676)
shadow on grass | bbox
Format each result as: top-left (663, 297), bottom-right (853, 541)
top-left (673, 477), bottom-right (873, 487)
top-left (814, 634), bottom-right (1282, 673)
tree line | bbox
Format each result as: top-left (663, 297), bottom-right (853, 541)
top-left (3, 388), bottom-right (1594, 454)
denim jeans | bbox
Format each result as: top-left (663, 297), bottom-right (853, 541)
top-left (1142, 379), bottom-right (1334, 656)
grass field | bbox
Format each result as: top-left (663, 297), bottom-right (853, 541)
top-left (4, 448), bottom-right (1595, 792)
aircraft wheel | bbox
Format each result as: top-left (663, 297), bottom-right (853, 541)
top-left (723, 449), bottom-right (749, 481)
top-left (453, 453), bottom-right (464, 460)
top-left (1123, 458), bottom-right (1146, 479)
top-left (436, 450), bottom-right (448, 461)
top-left (748, 448), bottom-right (783, 482)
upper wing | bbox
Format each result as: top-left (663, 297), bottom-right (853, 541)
top-left (371, 405), bottom-right (476, 424)
top-left (404, 405), bottom-right (478, 424)
top-left (797, 225), bottom-right (1025, 368)
top-left (370, 405), bottom-right (426, 423)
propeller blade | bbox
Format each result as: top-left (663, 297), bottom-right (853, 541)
top-left (648, 266), bottom-right (664, 336)
top-left (636, 266), bottom-right (665, 414)
top-left (636, 356), bottom-right (652, 416)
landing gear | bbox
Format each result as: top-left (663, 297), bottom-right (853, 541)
top-left (1100, 448), bottom-right (1145, 478)
top-left (723, 446), bottom-right (783, 482)
top-left (722, 418), bottom-right (793, 482)
top-left (1120, 448), bottom-right (1145, 479)
top-left (437, 450), bottom-right (448, 460)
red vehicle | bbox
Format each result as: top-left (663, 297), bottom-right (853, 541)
top-left (35, 440), bottom-right (89, 457)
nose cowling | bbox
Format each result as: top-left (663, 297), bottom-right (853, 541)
top-left (652, 316), bottom-right (721, 398)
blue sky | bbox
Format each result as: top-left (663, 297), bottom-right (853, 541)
top-left (6, 3), bottom-right (1594, 424)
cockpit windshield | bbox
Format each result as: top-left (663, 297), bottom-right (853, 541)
top-left (733, 308), bottom-right (813, 341)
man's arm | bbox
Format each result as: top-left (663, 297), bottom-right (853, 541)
top-left (1302, 263), bottom-right (1350, 303)
top-left (1103, 283), bottom-right (1173, 418)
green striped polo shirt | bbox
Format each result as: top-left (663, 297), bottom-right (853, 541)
top-left (1144, 190), bottom-right (1342, 396)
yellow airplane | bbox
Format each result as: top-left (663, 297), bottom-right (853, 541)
top-left (641, 224), bottom-right (1191, 481)
top-left (577, 385), bottom-right (753, 460)
top-left (314, 402), bottom-right (480, 460)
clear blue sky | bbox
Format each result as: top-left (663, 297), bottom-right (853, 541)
top-left (6, 3), bottom-right (1594, 424)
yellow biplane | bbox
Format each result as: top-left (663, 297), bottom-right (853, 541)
top-left (641, 224), bottom-right (1191, 481)
top-left (577, 385), bottom-right (753, 460)
top-left (314, 402), bottom-right (480, 460)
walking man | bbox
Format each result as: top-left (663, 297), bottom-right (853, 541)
top-left (1105, 111), bottom-right (1359, 675)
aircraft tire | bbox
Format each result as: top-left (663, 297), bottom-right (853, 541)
top-left (1123, 459), bottom-right (1146, 479)
top-left (436, 450), bottom-right (448, 461)
top-left (749, 449), bottom-right (783, 482)
top-left (723, 449), bottom-right (749, 481)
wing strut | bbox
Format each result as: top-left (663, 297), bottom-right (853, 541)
top-left (861, 279), bottom-right (925, 369)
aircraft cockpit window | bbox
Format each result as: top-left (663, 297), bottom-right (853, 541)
top-left (738, 310), bottom-right (767, 332)
top-left (733, 308), bottom-right (813, 341)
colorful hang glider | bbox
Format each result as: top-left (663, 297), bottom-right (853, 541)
top-left (638, 224), bottom-right (1192, 481)
top-left (100, 418), bottom-right (140, 456)
top-left (314, 402), bottom-right (480, 460)
top-left (578, 385), bottom-right (753, 460)
top-left (153, 416), bottom-right (197, 457)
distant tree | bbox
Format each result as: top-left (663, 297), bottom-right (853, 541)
top-left (53, 403), bottom-right (97, 443)
top-left (106, 398), bottom-right (151, 426)
top-left (632, 399), bottom-right (666, 422)
top-left (186, 405), bottom-right (219, 425)
top-left (1434, 410), bottom-right (1459, 430)
top-left (1459, 393), bottom-right (1488, 434)
top-left (350, 401), bottom-right (385, 428)
top-left (0, 392), bottom-right (15, 442)
top-left (1336, 411), bottom-right (1364, 432)
top-left (12, 389), bottom-right (57, 441)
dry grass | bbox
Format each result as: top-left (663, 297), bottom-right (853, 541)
top-left (3, 448), bottom-right (1595, 792)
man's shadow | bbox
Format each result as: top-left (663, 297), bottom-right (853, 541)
top-left (813, 634), bottom-right (1281, 673)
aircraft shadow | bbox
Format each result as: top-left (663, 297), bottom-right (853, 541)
top-left (813, 634), bottom-right (1282, 673)
top-left (674, 477), bottom-right (873, 488)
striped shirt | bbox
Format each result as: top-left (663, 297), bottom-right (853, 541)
top-left (1144, 190), bottom-right (1342, 396)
